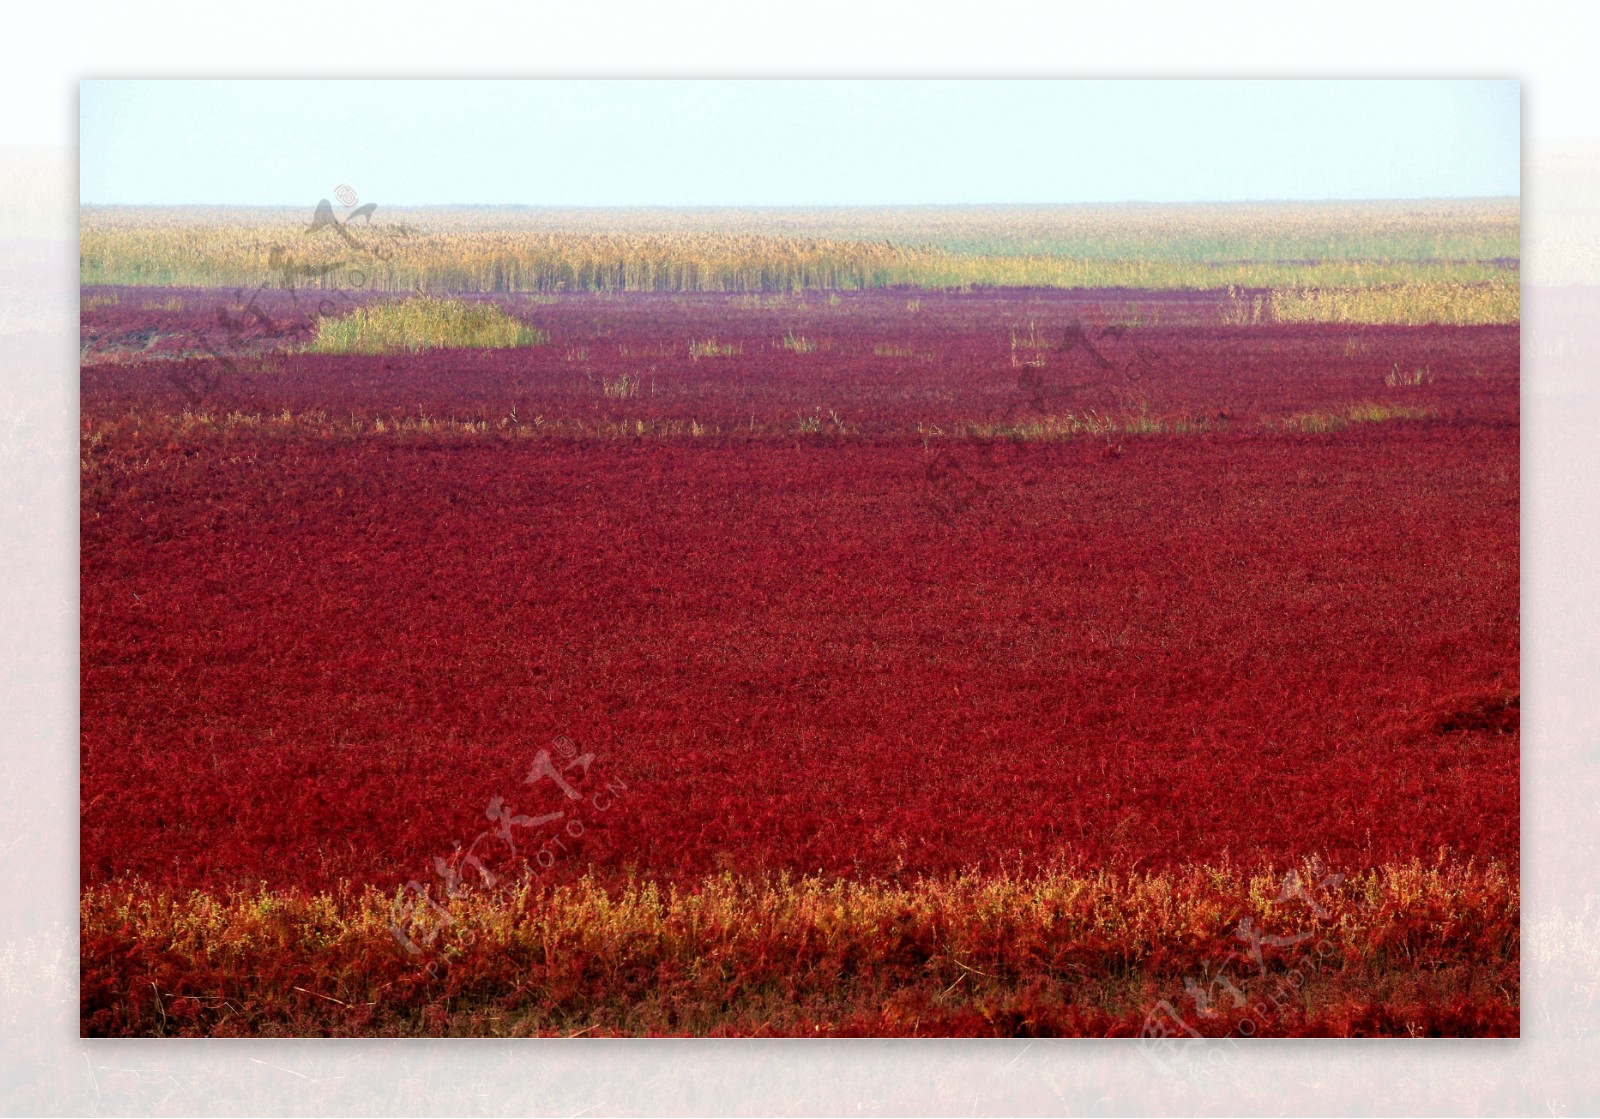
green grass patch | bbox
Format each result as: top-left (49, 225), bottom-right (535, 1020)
top-left (306, 295), bottom-right (547, 354)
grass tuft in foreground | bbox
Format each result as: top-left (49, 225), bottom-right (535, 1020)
top-left (82, 857), bottom-right (1516, 1037)
top-left (306, 295), bottom-right (547, 354)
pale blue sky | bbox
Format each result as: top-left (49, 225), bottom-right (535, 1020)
top-left (79, 79), bottom-right (1519, 206)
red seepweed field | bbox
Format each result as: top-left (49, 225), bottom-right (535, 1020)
top-left (80, 284), bottom-right (1518, 1037)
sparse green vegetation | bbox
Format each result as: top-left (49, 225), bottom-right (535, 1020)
top-left (688, 338), bottom-right (741, 360)
top-left (1385, 364), bottom-right (1434, 387)
top-left (1010, 321), bottom-right (1051, 367)
top-left (962, 407), bottom-right (1215, 441)
top-left (602, 372), bottom-right (642, 399)
top-left (1281, 401), bottom-right (1435, 433)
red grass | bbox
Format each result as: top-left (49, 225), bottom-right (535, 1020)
top-left (80, 288), bottom-right (1517, 1035)
top-left (81, 288), bottom-right (1517, 893)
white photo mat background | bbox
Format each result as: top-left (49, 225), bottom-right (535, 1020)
top-left (4, 12), bottom-right (1597, 1112)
